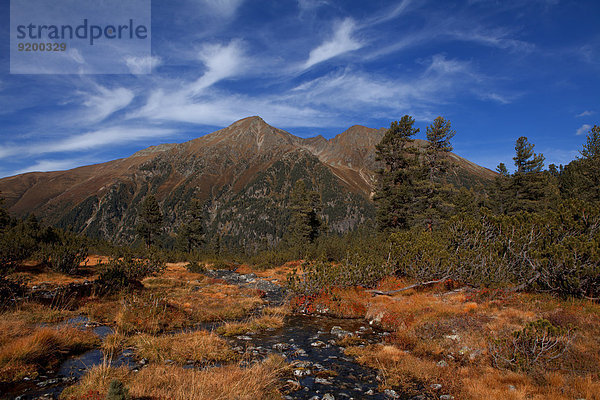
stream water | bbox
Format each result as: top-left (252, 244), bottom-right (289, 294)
top-left (4, 272), bottom-right (401, 400)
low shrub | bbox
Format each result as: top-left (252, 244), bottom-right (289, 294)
top-left (489, 318), bottom-right (575, 374)
top-left (95, 253), bottom-right (166, 294)
top-left (40, 232), bottom-right (88, 275)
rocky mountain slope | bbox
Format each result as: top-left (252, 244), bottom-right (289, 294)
top-left (0, 116), bottom-right (496, 248)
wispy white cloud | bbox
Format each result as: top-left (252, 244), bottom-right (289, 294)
top-left (303, 18), bottom-right (362, 69)
top-left (0, 127), bottom-right (175, 160)
top-left (82, 86), bottom-right (135, 124)
top-left (576, 110), bottom-right (595, 117)
top-left (576, 124), bottom-right (592, 136)
top-left (364, 0), bottom-right (413, 26)
top-left (190, 40), bottom-right (246, 94)
top-left (13, 159), bottom-right (91, 175)
top-left (125, 56), bottom-right (162, 74)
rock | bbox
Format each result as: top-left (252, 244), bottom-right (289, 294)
top-left (315, 377), bottom-right (332, 385)
top-left (331, 326), bottom-right (351, 338)
top-left (322, 394), bottom-right (335, 400)
top-left (294, 360), bottom-right (312, 368)
top-left (369, 312), bottom-right (384, 325)
top-left (430, 383), bottom-right (443, 390)
top-left (236, 335), bottom-right (253, 341)
top-left (440, 396), bottom-right (454, 400)
top-left (365, 389), bottom-right (375, 395)
top-left (508, 385), bottom-right (516, 391)
top-left (437, 360), bottom-right (448, 367)
top-left (384, 388), bottom-right (400, 398)
top-left (311, 340), bottom-right (328, 348)
top-left (445, 334), bottom-right (461, 341)
top-left (293, 368), bottom-right (311, 377)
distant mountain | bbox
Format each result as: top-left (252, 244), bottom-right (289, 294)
top-left (0, 116), bottom-right (496, 249)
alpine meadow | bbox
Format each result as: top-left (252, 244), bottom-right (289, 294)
top-left (1, 1), bottom-right (599, 400)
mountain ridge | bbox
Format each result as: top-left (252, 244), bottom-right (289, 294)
top-left (0, 116), bottom-right (496, 248)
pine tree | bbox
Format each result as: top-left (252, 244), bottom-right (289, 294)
top-left (577, 125), bottom-right (600, 202)
top-left (418, 116), bottom-right (457, 230)
top-left (136, 195), bottom-right (163, 248)
top-left (509, 137), bottom-right (552, 213)
top-left (178, 199), bottom-right (205, 253)
top-left (288, 180), bottom-right (324, 246)
top-left (490, 163), bottom-right (512, 214)
top-left (0, 194), bottom-right (10, 231)
top-left (374, 115), bottom-right (420, 231)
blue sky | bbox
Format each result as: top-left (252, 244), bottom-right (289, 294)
top-left (0, 0), bottom-right (599, 178)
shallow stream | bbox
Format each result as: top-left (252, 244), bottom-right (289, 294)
top-left (4, 271), bottom-right (401, 400)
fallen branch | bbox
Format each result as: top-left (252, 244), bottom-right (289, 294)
top-left (367, 276), bottom-right (450, 296)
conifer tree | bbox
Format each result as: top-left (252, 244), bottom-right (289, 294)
top-left (374, 115), bottom-right (420, 231)
top-left (490, 163), bottom-right (512, 214)
top-left (418, 116), bottom-right (457, 229)
top-left (576, 125), bottom-right (600, 202)
top-left (178, 199), bottom-right (205, 253)
top-left (0, 194), bottom-right (10, 231)
top-left (136, 195), bottom-right (163, 248)
top-left (509, 137), bottom-right (552, 213)
top-left (288, 180), bottom-right (324, 246)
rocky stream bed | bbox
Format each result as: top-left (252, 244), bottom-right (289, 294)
top-left (4, 270), bottom-right (409, 400)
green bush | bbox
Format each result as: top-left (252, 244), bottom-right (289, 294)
top-left (185, 260), bottom-right (206, 274)
top-left (105, 379), bottom-right (130, 400)
top-left (490, 319), bottom-right (574, 373)
top-left (95, 252), bottom-right (166, 294)
top-left (287, 245), bottom-right (393, 295)
top-left (40, 232), bottom-right (88, 275)
top-left (385, 200), bottom-right (600, 298)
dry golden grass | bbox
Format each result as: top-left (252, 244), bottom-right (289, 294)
top-left (164, 283), bottom-right (264, 323)
top-left (60, 364), bottom-right (130, 400)
top-left (79, 297), bottom-right (121, 323)
top-left (460, 367), bottom-right (600, 400)
top-left (132, 330), bottom-right (236, 365)
top-left (217, 315), bottom-right (284, 336)
top-left (346, 344), bottom-right (456, 396)
top-left (0, 326), bottom-right (99, 382)
top-left (101, 332), bottom-right (128, 358)
top-left (114, 293), bottom-right (189, 334)
top-left (61, 355), bottom-right (287, 400)
top-left (328, 282), bottom-right (600, 400)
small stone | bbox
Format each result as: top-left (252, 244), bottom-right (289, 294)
top-left (437, 360), bottom-right (448, 367)
top-left (365, 389), bottom-right (375, 395)
top-left (430, 383), bottom-right (443, 390)
top-left (311, 340), bottom-right (327, 348)
top-left (508, 385), bottom-right (516, 391)
top-left (322, 394), bottom-right (335, 400)
top-left (440, 396), bottom-right (454, 400)
top-left (445, 334), bottom-right (460, 341)
top-left (236, 335), bottom-right (253, 341)
top-left (315, 377), bottom-right (332, 385)
top-left (384, 388), bottom-right (400, 398)
top-left (293, 368), bottom-right (311, 377)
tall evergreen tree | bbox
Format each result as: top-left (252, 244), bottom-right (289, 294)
top-left (576, 125), bottom-right (600, 202)
top-left (0, 194), bottom-right (10, 231)
top-left (136, 195), bottom-right (163, 248)
top-left (288, 180), bottom-right (324, 246)
top-left (418, 116), bottom-right (457, 229)
top-left (178, 199), bottom-right (205, 253)
top-left (374, 115), bottom-right (420, 231)
top-left (490, 163), bottom-right (512, 214)
top-left (509, 137), bottom-right (553, 213)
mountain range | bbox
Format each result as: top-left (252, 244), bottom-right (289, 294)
top-left (0, 116), bottom-right (496, 249)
